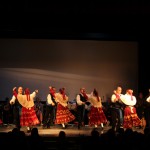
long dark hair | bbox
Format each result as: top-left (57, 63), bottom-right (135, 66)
top-left (93, 88), bottom-right (100, 101)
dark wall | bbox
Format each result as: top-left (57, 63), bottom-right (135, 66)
top-left (138, 38), bottom-right (150, 97)
top-left (0, 38), bottom-right (138, 101)
top-left (0, 2), bottom-right (150, 99)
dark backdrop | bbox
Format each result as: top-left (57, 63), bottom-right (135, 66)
top-left (0, 1), bottom-right (150, 99)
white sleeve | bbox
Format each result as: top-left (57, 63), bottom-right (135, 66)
top-left (9, 95), bottom-right (16, 104)
top-left (111, 94), bottom-right (116, 103)
top-left (146, 96), bottom-right (150, 103)
top-left (30, 91), bottom-right (37, 98)
top-left (47, 94), bottom-right (53, 104)
top-left (76, 94), bottom-right (83, 105)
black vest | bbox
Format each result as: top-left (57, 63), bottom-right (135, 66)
top-left (79, 94), bottom-right (87, 102)
top-left (50, 93), bottom-right (57, 105)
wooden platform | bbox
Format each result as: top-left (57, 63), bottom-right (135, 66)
top-left (0, 123), bottom-right (144, 137)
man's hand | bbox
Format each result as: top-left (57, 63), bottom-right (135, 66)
top-left (52, 102), bottom-right (55, 106)
top-left (35, 90), bottom-right (38, 93)
top-left (13, 87), bottom-right (17, 91)
top-left (10, 101), bottom-right (14, 105)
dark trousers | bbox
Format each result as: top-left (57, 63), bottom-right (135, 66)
top-left (76, 104), bottom-right (85, 127)
top-left (13, 105), bottom-right (21, 129)
top-left (43, 105), bottom-right (56, 127)
top-left (111, 107), bottom-right (123, 131)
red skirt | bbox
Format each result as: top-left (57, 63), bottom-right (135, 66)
top-left (55, 103), bottom-right (75, 124)
top-left (88, 106), bottom-right (107, 126)
top-left (123, 106), bottom-right (141, 129)
top-left (20, 106), bottom-right (40, 126)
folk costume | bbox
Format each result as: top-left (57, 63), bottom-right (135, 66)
top-left (18, 88), bottom-right (39, 132)
top-left (55, 88), bottom-right (75, 129)
top-left (43, 86), bottom-right (57, 128)
top-left (88, 89), bottom-right (107, 129)
top-left (122, 89), bottom-right (141, 129)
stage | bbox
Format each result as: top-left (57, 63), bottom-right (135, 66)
top-left (0, 123), bottom-right (144, 137)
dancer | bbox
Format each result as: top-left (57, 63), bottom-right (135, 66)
top-left (122, 89), bottom-right (141, 129)
top-left (55, 87), bottom-right (75, 129)
top-left (111, 86), bottom-right (124, 132)
top-left (10, 87), bottom-right (23, 129)
top-left (88, 88), bottom-right (107, 129)
top-left (20, 88), bottom-right (40, 132)
top-left (11, 87), bottom-right (39, 132)
top-left (43, 86), bottom-right (57, 128)
top-left (76, 87), bottom-right (89, 129)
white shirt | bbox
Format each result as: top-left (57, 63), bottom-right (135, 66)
top-left (146, 96), bottom-right (150, 103)
top-left (47, 94), bottom-right (54, 105)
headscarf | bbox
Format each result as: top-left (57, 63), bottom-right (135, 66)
top-left (59, 87), bottom-right (66, 100)
top-left (13, 88), bottom-right (17, 98)
top-left (25, 88), bottom-right (30, 101)
top-left (81, 88), bottom-right (88, 100)
top-left (50, 87), bottom-right (56, 98)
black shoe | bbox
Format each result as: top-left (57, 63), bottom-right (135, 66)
top-left (47, 126), bottom-right (51, 129)
top-left (65, 124), bottom-right (68, 129)
top-left (42, 125), bottom-right (47, 129)
top-left (27, 129), bottom-right (31, 133)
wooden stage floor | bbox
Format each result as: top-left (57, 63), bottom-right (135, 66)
top-left (0, 123), bottom-right (144, 137)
